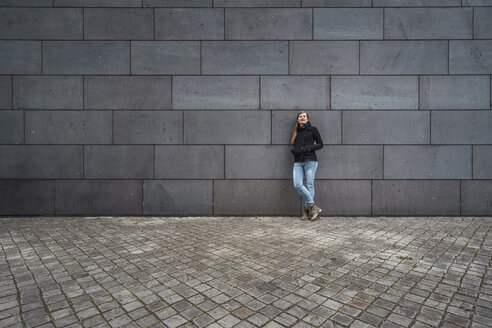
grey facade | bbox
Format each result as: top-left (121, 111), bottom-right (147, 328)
top-left (0, 1), bottom-right (491, 216)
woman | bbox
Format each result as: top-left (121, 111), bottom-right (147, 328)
top-left (291, 111), bottom-right (323, 220)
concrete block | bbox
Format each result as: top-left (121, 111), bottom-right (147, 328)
top-left (0, 111), bottom-right (23, 144)
top-left (0, 41), bottom-right (41, 74)
top-left (384, 146), bottom-right (472, 179)
top-left (0, 180), bottom-right (54, 215)
top-left (114, 111), bottom-right (182, 144)
top-left (25, 111), bottom-right (112, 144)
top-left (0, 76), bottom-right (12, 109)
top-left (450, 41), bottom-right (492, 74)
top-left (225, 8), bottom-right (311, 40)
top-left (13, 76), bottom-right (83, 110)
top-left (84, 146), bottom-right (154, 179)
top-left (217, 0), bottom-right (300, 6)
top-left (431, 111), bottom-right (492, 144)
top-left (0, 8), bottom-right (82, 40)
top-left (384, 8), bottom-right (472, 39)
top-left (0, 145), bottom-right (82, 179)
top-left (84, 9), bottom-right (153, 40)
top-left (173, 76), bottom-right (259, 110)
top-left (314, 8), bottom-right (383, 40)
top-left (290, 41), bottom-right (359, 75)
top-left (361, 41), bottom-right (448, 75)
top-left (84, 76), bottom-right (171, 110)
top-left (315, 180), bottom-right (372, 215)
top-left (331, 76), bottom-right (418, 110)
top-left (475, 8), bottom-right (492, 39)
top-left (473, 146), bottom-right (492, 179)
top-left (374, 0), bottom-right (460, 5)
top-left (225, 145), bottom-right (291, 179)
top-left (1, 0), bottom-right (53, 6)
top-left (155, 145), bottom-right (224, 179)
top-left (373, 180), bottom-right (461, 215)
top-left (55, 180), bottom-right (142, 215)
top-left (202, 41), bottom-right (288, 75)
top-left (458, 0), bottom-right (492, 5)
top-left (261, 76), bottom-right (330, 110)
top-left (55, 0), bottom-right (141, 6)
top-left (131, 41), bottom-right (200, 75)
top-left (156, 9), bottom-right (223, 40)
top-left (143, 180), bottom-right (213, 215)
top-left (143, 0), bottom-right (212, 6)
top-left (461, 181), bottom-right (492, 215)
top-left (303, 0), bottom-right (371, 6)
top-left (272, 110), bottom-right (341, 145)
top-left (214, 180), bottom-right (300, 215)
top-left (420, 76), bottom-right (490, 110)
top-left (316, 146), bottom-right (383, 179)
top-left (43, 41), bottom-right (130, 75)
top-left (343, 111), bottom-right (430, 144)
top-left (184, 111), bottom-right (270, 144)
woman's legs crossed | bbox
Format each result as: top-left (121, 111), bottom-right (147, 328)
top-left (293, 162), bottom-right (316, 207)
top-left (304, 161), bottom-right (318, 207)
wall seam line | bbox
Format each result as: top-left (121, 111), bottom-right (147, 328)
top-left (141, 179), bottom-right (144, 215)
top-left (112, 111), bottom-right (114, 145)
top-left (82, 145), bottom-right (85, 180)
top-left (259, 76), bottom-right (261, 110)
top-left (459, 179), bottom-right (462, 216)
top-left (10, 75), bottom-right (13, 110)
top-left (371, 179), bottom-right (373, 216)
top-left (288, 41), bottom-right (291, 75)
top-left (23, 110), bottom-right (26, 144)
top-left (471, 145), bottom-right (474, 179)
top-left (53, 180), bottom-right (56, 215)
top-left (358, 40), bottom-right (361, 75)
top-left (129, 40), bottom-right (132, 75)
top-left (382, 145), bottom-right (385, 180)
top-left (340, 111), bottom-right (343, 145)
top-left (429, 110), bottom-right (432, 145)
top-left (382, 7), bottom-right (385, 39)
top-left (41, 41), bottom-right (44, 75)
top-left (82, 76), bottom-right (85, 110)
top-left (311, 7), bottom-right (314, 41)
top-left (448, 40), bottom-right (450, 74)
top-left (472, 7), bottom-right (474, 40)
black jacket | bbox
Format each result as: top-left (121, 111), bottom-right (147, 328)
top-left (291, 122), bottom-right (323, 162)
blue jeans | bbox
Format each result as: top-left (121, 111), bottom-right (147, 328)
top-left (293, 161), bottom-right (318, 208)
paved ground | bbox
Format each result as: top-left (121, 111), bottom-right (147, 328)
top-left (0, 216), bottom-right (491, 328)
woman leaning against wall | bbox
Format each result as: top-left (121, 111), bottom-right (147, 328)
top-left (291, 111), bottom-right (324, 221)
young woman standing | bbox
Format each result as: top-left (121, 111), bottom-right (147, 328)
top-left (291, 111), bottom-right (323, 220)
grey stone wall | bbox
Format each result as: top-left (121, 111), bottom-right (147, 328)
top-left (0, 0), bottom-right (491, 216)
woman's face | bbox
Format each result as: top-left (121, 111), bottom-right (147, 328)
top-left (297, 113), bottom-right (308, 125)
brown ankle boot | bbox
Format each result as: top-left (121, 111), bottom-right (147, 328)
top-left (301, 207), bottom-right (309, 220)
top-left (309, 204), bottom-right (322, 221)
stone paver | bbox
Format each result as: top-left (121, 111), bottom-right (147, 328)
top-left (0, 216), bottom-right (491, 327)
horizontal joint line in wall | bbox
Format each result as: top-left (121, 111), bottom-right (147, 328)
top-left (5, 144), bottom-right (490, 146)
top-left (377, 38), bottom-right (475, 41)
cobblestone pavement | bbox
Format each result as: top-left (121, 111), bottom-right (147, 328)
top-left (0, 216), bottom-right (491, 328)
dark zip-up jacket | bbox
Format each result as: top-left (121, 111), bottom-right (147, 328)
top-left (291, 122), bottom-right (323, 162)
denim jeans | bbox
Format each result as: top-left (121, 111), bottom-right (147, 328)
top-left (293, 161), bottom-right (318, 208)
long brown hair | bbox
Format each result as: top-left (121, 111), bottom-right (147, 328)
top-left (291, 111), bottom-right (309, 144)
